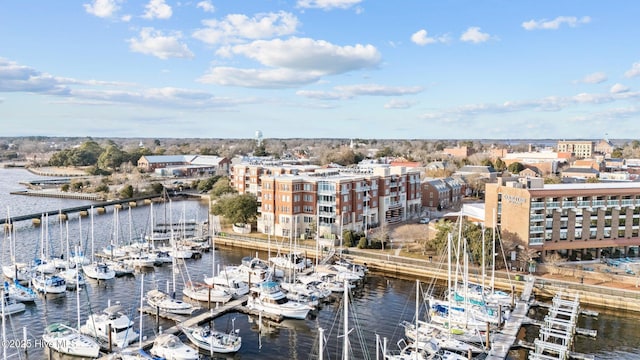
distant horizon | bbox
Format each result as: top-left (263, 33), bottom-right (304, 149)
top-left (1, 1), bottom-right (639, 138)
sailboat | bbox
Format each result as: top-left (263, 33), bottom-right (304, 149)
top-left (2, 209), bottom-right (31, 282)
top-left (186, 223), bottom-right (232, 303)
top-left (83, 207), bottom-right (116, 280)
top-left (0, 290), bottom-right (25, 316)
top-left (43, 270), bottom-right (101, 358)
top-left (31, 216), bottom-right (67, 294)
top-left (179, 320), bottom-right (242, 354)
top-left (3, 279), bottom-right (37, 303)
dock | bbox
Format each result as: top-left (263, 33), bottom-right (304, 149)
top-left (98, 295), bottom-right (282, 359)
top-left (485, 276), bottom-right (535, 360)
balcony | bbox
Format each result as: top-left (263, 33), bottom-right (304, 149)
top-left (530, 226), bottom-right (544, 233)
top-left (592, 200), bottom-right (605, 208)
top-left (318, 210), bottom-right (336, 217)
top-left (562, 201), bottom-right (575, 208)
top-left (577, 201), bottom-right (591, 208)
top-left (531, 202), bottom-right (545, 209)
top-left (529, 237), bottom-right (544, 245)
top-left (545, 201), bottom-right (560, 209)
top-left (530, 214), bottom-right (544, 222)
top-left (622, 199), bottom-right (635, 206)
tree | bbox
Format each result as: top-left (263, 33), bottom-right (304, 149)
top-left (611, 148), bottom-right (623, 158)
top-left (119, 184), bottom-right (134, 198)
top-left (210, 177), bottom-right (236, 199)
top-left (97, 142), bottom-right (127, 170)
top-left (150, 182), bottom-right (164, 194)
top-left (507, 162), bottom-right (525, 173)
top-left (197, 175), bottom-right (222, 193)
top-left (494, 158), bottom-right (506, 171)
top-left (586, 177), bottom-right (600, 183)
top-left (211, 193), bottom-right (258, 225)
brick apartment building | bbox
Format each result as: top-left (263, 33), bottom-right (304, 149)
top-left (230, 162), bottom-right (421, 239)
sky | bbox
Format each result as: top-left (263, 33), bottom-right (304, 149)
top-left (1, 1), bottom-right (639, 140)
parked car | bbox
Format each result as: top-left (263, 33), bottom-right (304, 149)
top-left (419, 217), bottom-right (430, 224)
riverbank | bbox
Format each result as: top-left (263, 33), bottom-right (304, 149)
top-left (214, 232), bottom-right (640, 312)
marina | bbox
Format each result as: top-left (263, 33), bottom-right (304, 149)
top-left (0, 168), bottom-right (639, 359)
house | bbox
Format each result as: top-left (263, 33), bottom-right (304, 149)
top-left (519, 167), bottom-right (541, 178)
top-left (561, 167), bottom-right (599, 180)
top-left (137, 155), bottom-right (231, 176)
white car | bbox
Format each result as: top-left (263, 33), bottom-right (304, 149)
top-left (419, 217), bottom-right (430, 224)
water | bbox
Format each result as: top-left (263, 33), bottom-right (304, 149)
top-left (1, 168), bottom-right (639, 359)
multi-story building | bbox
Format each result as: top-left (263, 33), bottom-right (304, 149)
top-left (255, 166), bottom-right (421, 239)
top-left (422, 178), bottom-right (451, 209)
top-left (486, 178), bottom-right (640, 261)
top-left (557, 140), bottom-right (594, 159)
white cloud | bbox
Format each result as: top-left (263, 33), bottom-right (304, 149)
top-left (384, 99), bottom-right (416, 109)
top-left (522, 16), bottom-right (591, 30)
top-left (297, 84), bottom-right (423, 100)
top-left (196, 0), bottom-right (215, 13)
top-left (121, 14), bottom-right (132, 22)
top-left (610, 83), bottom-right (630, 94)
top-left (410, 29), bottom-right (448, 46)
top-left (193, 12), bottom-right (299, 45)
top-left (83, 0), bottom-right (121, 18)
top-left (223, 37), bottom-right (380, 73)
top-left (625, 62), bottom-right (640, 78)
top-left (198, 67), bottom-right (322, 88)
top-left (578, 72), bottom-right (607, 84)
top-left (200, 38), bottom-right (381, 88)
top-left (297, 0), bottom-right (362, 10)
top-left (142, 0), bottom-right (172, 20)
top-left (128, 28), bottom-right (194, 59)
top-left (460, 27), bottom-right (490, 44)
top-left (334, 84), bottom-right (423, 96)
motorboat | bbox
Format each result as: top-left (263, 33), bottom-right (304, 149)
top-left (246, 281), bottom-right (312, 320)
top-left (146, 289), bottom-right (197, 315)
top-left (179, 324), bottom-right (241, 354)
top-left (42, 323), bottom-right (101, 358)
top-left (80, 304), bottom-right (138, 348)
top-left (204, 275), bottom-right (249, 299)
top-left (150, 333), bottom-right (200, 360)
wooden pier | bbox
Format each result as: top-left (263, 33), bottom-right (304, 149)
top-left (485, 276), bottom-right (536, 360)
top-left (97, 295), bottom-right (283, 359)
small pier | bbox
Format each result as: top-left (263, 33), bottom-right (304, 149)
top-left (485, 276), bottom-right (536, 360)
top-left (529, 292), bottom-right (591, 360)
top-left (98, 295), bottom-right (282, 359)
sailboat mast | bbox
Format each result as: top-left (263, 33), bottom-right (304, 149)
top-left (342, 279), bottom-right (349, 360)
top-left (482, 223), bottom-right (486, 292)
top-left (76, 265), bottom-right (81, 330)
top-left (491, 209), bottom-right (496, 294)
top-left (415, 279), bottom-right (420, 356)
top-left (90, 206), bottom-right (95, 262)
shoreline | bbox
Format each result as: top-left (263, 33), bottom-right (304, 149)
top-left (215, 232), bottom-right (640, 312)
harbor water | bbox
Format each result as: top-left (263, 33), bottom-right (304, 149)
top-left (1, 168), bottom-right (639, 360)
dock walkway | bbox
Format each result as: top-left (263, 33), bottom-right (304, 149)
top-left (485, 276), bottom-right (536, 360)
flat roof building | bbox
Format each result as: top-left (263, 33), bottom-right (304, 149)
top-left (486, 179), bottom-right (640, 261)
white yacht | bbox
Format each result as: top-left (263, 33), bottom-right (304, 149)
top-left (246, 281), bottom-right (312, 320)
top-left (4, 280), bottom-right (37, 302)
top-left (42, 323), bottom-right (101, 358)
top-left (180, 324), bottom-right (241, 354)
top-left (150, 333), bottom-right (200, 360)
top-left (1, 291), bottom-right (25, 316)
top-left (146, 289), bottom-right (197, 315)
top-left (80, 304), bottom-right (139, 348)
top-left (182, 281), bottom-right (232, 303)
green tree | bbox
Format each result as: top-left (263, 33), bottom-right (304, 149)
top-left (611, 148), bottom-right (623, 158)
top-left (544, 176), bottom-right (562, 184)
top-left (150, 182), bottom-right (164, 194)
top-left (586, 177), bottom-right (600, 183)
top-left (197, 175), bottom-right (222, 193)
top-left (210, 177), bottom-right (236, 199)
top-left (97, 142), bottom-right (127, 170)
top-left (119, 184), bottom-right (134, 198)
top-left (507, 162), bottom-right (525, 173)
top-left (211, 193), bottom-right (258, 225)
top-left (494, 158), bottom-right (506, 171)
top-left (61, 184), bottom-right (70, 192)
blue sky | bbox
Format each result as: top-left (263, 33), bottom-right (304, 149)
top-left (1, 1), bottom-right (639, 139)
